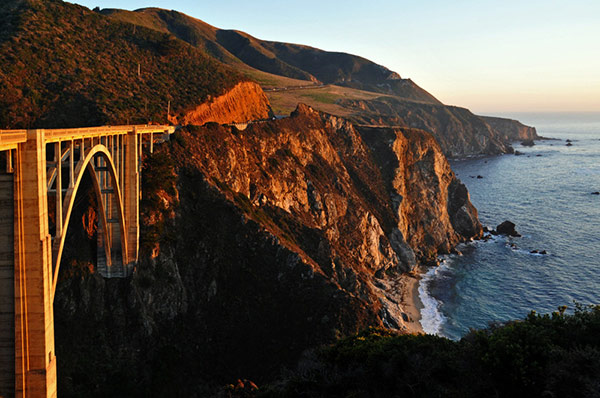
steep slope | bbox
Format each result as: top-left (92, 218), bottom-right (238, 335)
top-left (100, 7), bottom-right (244, 66)
top-left (54, 105), bottom-right (481, 394)
top-left (342, 96), bottom-right (512, 156)
top-left (0, 0), bottom-right (253, 128)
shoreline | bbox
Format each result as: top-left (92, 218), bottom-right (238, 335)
top-left (400, 268), bottom-right (424, 334)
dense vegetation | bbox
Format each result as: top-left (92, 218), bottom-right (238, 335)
top-left (263, 304), bottom-right (600, 397)
top-left (0, 0), bottom-right (245, 128)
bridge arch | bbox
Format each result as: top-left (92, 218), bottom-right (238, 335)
top-left (0, 125), bottom-right (173, 397)
top-left (51, 144), bottom-right (128, 297)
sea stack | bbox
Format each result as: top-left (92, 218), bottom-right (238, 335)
top-left (496, 220), bottom-right (521, 237)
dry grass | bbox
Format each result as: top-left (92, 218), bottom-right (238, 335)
top-left (266, 84), bottom-right (388, 116)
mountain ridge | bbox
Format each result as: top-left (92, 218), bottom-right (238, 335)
top-left (101, 7), bottom-right (442, 105)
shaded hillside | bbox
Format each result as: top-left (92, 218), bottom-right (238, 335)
top-left (256, 40), bottom-right (440, 103)
top-left (54, 105), bottom-right (481, 395)
top-left (0, 0), bottom-right (246, 128)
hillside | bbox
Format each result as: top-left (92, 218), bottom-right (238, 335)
top-left (102, 7), bottom-right (441, 104)
top-left (341, 96), bottom-right (513, 156)
top-left (0, 0), bottom-right (254, 128)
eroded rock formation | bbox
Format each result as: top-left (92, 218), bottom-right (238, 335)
top-left (55, 105), bottom-right (481, 394)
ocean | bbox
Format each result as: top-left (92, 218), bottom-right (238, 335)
top-left (419, 112), bottom-right (600, 340)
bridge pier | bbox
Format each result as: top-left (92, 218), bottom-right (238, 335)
top-left (0, 171), bottom-right (15, 397)
top-left (125, 129), bottom-right (139, 265)
top-left (14, 130), bottom-right (57, 398)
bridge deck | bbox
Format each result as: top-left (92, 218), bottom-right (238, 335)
top-left (43, 124), bottom-right (175, 143)
top-left (0, 125), bottom-right (174, 150)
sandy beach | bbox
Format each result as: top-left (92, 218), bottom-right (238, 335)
top-left (399, 268), bottom-right (424, 334)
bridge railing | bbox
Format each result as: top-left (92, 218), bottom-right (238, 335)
top-left (43, 124), bottom-right (174, 143)
top-left (0, 125), bottom-right (174, 147)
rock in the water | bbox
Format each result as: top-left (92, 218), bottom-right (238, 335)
top-left (477, 175), bottom-right (484, 179)
top-left (521, 139), bottom-right (535, 147)
top-left (496, 220), bottom-right (521, 237)
top-left (514, 150), bottom-right (525, 156)
top-left (566, 142), bottom-right (573, 147)
top-left (591, 192), bottom-right (600, 195)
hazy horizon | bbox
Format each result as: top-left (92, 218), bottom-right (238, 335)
top-left (69, 0), bottom-right (600, 115)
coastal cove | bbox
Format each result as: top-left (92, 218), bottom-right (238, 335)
top-left (419, 112), bottom-right (600, 340)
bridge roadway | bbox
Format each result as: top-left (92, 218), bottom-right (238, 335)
top-left (0, 125), bottom-right (174, 398)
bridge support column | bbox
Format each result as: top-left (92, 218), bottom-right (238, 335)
top-left (14, 130), bottom-right (57, 398)
top-left (124, 129), bottom-right (139, 265)
top-left (0, 171), bottom-right (15, 397)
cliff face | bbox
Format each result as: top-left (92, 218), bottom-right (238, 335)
top-left (480, 115), bottom-right (539, 141)
top-left (357, 125), bottom-right (483, 258)
top-left (172, 81), bottom-right (272, 125)
top-left (54, 105), bottom-right (481, 394)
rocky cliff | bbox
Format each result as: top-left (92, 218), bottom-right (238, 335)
top-left (480, 115), bottom-right (539, 142)
top-left (342, 97), bottom-right (513, 157)
top-left (171, 81), bottom-right (272, 125)
top-left (54, 105), bottom-right (481, 395)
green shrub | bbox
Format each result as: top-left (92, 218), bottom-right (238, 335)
top-left (263, 305), bottom-right (600, 397)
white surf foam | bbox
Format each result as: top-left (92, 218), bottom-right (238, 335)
top-left (418, 258), bottom-right (451, 335)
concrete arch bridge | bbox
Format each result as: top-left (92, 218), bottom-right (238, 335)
top-left (0, 125), bottom-right (174, 397)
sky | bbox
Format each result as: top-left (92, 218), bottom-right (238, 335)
top-left (69, 0), bottom-right (600, 114)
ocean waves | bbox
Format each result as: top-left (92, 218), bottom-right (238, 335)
top-left (418, 258), bottom-right (451, 336)
top-left (427, 122), bottom-right (600, 340)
